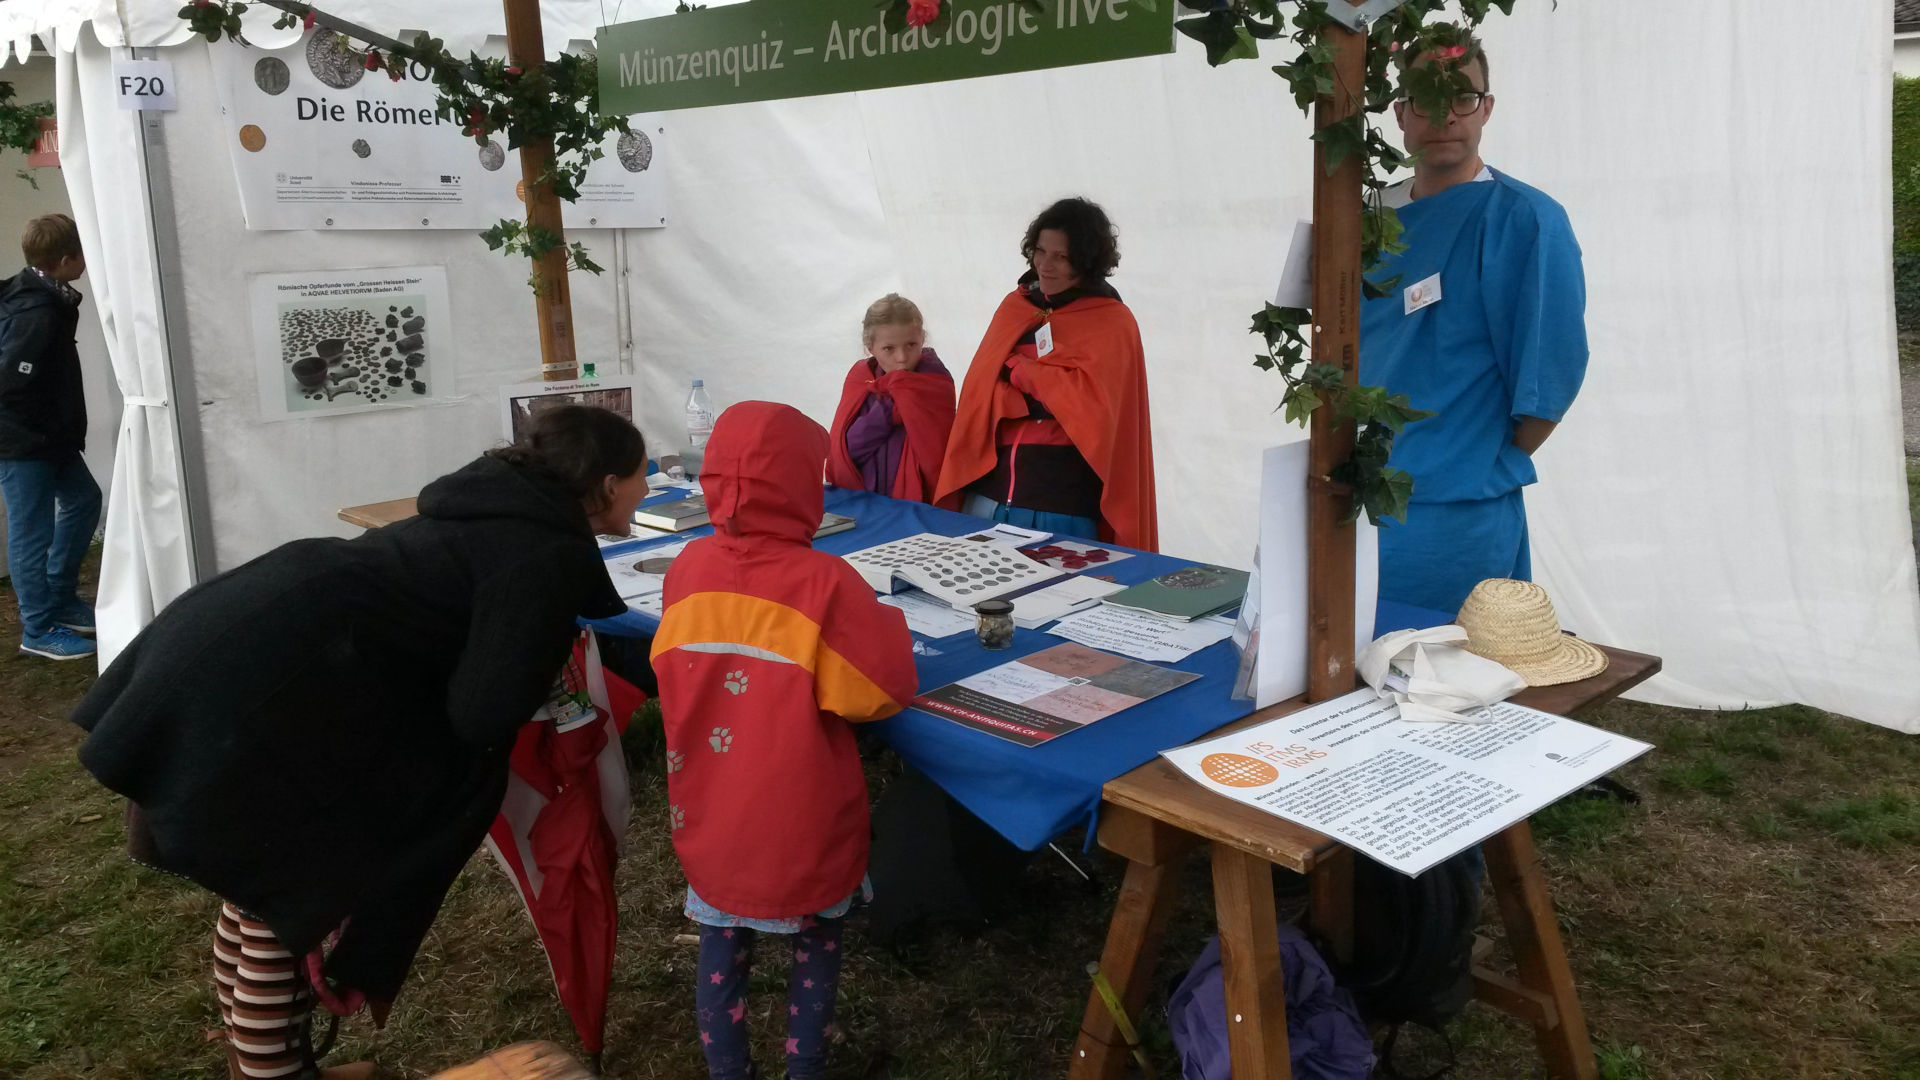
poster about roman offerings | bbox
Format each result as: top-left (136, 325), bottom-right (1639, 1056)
top-left (210, 32), bottom-right (669, 231)
top-left (249, 266), bottom-right (455, 421)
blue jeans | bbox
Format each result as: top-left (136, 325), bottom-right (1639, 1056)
top-left (0, 454), bottom-right (102, 638)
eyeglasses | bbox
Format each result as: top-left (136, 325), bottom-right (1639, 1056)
top-left (1402, 91), bottom-right (1491, 118)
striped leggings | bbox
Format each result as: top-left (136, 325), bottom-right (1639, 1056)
top-left (213, 903), bottom-right (316, 1080)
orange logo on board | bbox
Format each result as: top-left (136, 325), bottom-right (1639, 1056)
top-left (1200, 753), bottom-right (1279, 788)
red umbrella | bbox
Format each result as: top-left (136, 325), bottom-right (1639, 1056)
top-left (485, 631), bottom-right (646, 1056)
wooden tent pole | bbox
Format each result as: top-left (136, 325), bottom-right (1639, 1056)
top-left (1304, 13), bottom-right (1366, 703)
top-left (503, 0), bottom-right (578, 381)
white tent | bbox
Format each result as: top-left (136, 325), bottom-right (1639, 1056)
top-left (4, 0), bottom-right (1916, 731)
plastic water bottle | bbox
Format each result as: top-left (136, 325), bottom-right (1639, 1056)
top-left (683, 378), bottom-right (715, 478)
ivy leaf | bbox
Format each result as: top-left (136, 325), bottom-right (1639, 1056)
top-left (570, 243), bottom-right (604, 275)
top-left (1372, 467), bottom-right (1415, 524)
top-left (478, 220), bottom-right (521, 252)
top-left (1177, 13), bottom-right (1258, 66)
top-left (1283, 386), bottom-right (1321, 426)
top-left (1313, 116), bottom-right (1366, 175)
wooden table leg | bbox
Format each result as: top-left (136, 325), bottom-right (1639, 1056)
top-left (1211, 844), bottom-right (1291, 1079)
top-left (1069, 855), bottom-right (1183, 1080)
top-left (1307, 845), bottom-right (1354, 965)
top-left (1483, 821), bottom-right (1596, 1080)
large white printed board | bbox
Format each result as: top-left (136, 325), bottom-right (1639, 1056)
top-left (209, 32), bottom-right (669, 230)
top-left (1162, 689), bottom-right (1652, 877)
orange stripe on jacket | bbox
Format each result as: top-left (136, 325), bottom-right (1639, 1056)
top-left (651, 591), bottom-right (907, 722)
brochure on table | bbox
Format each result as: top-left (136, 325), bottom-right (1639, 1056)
top-left (1161, 689), bottom-right (1653, 877)
top-left (879, 590), bottom-right (978, 639)
top-left (914, 643), bottom-right (1201, 747)
top-left (1049, 606), bottom-right (1236, 663)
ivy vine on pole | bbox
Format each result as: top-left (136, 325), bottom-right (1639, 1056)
top-left (177, 1), bottom-right (627, 292)
top-left (1183, 0), bottom-right (1524, 525)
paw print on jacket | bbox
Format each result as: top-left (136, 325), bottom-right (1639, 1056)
top-left (665, 749), bottom-right (685, 773)
top-left (724, 670), bottom-right (748, 695)
top-left (669, 805), bottom-right (686, 830)
top-left (709, 727), bottom-right (733, 753)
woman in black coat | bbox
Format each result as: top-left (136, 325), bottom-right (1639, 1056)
top-left (70, 404), bottom-right (648, 1080)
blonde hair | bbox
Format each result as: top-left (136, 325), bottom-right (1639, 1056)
top-left (862, 293), bottom-right (924, 349)
top-left (21, 214), bottom-right (80, 270)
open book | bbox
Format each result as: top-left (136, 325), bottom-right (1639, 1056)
top-left (841, 532), bottom-right (1064, 609)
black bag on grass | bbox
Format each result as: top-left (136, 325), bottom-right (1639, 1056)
top-left (1342, 849), bottom-right (1482, 1030)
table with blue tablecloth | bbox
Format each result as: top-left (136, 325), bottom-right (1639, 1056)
top-left (588, 486), bottom-right (1448, 852)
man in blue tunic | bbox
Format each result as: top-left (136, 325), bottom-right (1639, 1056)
top-left (1359, 34), bottom-right (1589, 615)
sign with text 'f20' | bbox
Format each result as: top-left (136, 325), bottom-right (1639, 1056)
top-left (596, 0), bottom-right (1174, 115)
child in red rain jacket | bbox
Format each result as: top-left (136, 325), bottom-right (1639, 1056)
top-left (651, 401), bottom-right (918, 1080)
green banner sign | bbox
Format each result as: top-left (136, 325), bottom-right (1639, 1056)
top-left (597, 0), bottom-right (1174, 115)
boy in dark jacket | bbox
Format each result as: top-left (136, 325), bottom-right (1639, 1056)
top-left (0, 213), bottom-right (100, 660)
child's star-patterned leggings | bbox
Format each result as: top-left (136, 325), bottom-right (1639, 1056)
top-left (694, 916), bottom-right (844, 1080)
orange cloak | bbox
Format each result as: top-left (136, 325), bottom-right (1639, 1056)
top-left (826, 354), bottom-right (956, 503)
top-left (935, 289), bottom-right (1158, 551)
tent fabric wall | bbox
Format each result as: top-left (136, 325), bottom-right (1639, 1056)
top-left (50, 25), bottom-right (195, 668)
top-left (155, 39), bottom-right (628, 566)
top-left (612, 0), bottom-right (1920, 732)
top-left (1, 0), bottom-right (1915, 729)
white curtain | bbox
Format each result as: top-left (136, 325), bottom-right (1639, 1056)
top-left (614, 1), bottom-right (1920, 731)
top-left (52, 25), bottom-right (196, 668)
top-left (9, 0), bottom-right (1916, 729)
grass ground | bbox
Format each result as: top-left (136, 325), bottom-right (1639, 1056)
top-left (2, 558), bottom-right (1917, 1079)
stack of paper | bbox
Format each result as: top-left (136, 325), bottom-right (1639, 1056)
top-left (1048, 606), bottom-right (1237, 664)
top-left (1009, 576), bottom-right (1127, 629)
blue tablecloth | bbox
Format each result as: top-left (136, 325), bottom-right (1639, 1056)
top-left (588, 488), bottom-right (1447, 851)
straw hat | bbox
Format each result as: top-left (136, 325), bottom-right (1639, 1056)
top-left (1454, 579), bottom-right (1607, 687)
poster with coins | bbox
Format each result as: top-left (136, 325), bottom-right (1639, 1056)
top-left (211, 32), bottom-right (668, 231)
top-left (249, 265), bottom-right (456, 420)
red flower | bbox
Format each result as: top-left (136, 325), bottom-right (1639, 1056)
top-left (302, 7), bottom-right (316, 29)
top-left (505, 65), bottom-right (522, 77)
top-left (905, 0), bottom-right (940, 28)
top-left (1437, 44), bottom-right (1468, 60)
top-left (363, 48), bottom-right (382, 70)
top-left (387, 64), bottom-right (404, 81)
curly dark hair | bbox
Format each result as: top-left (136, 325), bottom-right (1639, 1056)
top-left (487, 404), bottom-right (647, 514)
top-left (1020, 197), bottom-right (1120, 282)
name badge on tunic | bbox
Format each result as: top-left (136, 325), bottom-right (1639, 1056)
top-left (1034, 320), bottom-right (1055, 357)
top-left (1403, 273), bottom-right (1443, 315)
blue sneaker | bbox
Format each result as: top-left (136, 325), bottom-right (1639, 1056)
top-left (20, 627), bottom-right (97, 661)
top-left (53, 604), bottom-right (95, 636)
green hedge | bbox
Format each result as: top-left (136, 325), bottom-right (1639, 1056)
top-left (1895, 78), bottom-right (1920, 328)
top-left (1897, 78), bottom-right (1920, 250)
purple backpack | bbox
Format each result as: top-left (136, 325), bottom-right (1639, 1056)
top-left (1166, 923), bottom-right (1374, 1080)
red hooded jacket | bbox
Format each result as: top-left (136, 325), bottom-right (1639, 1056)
top-left (650, 402), bottom-right (918, 918)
